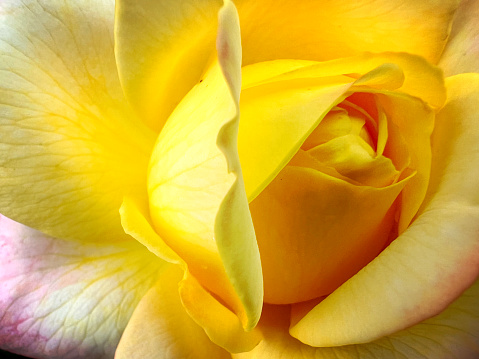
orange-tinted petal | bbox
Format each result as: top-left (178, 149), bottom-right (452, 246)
top-left (289, 73), bottom-right (479, 347)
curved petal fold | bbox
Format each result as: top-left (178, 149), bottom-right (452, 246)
top-left (0, 215), bottom-right (163, 359)
top-left (147, 0), bottom-right (262, 331)
top-left (289, 73), bottom-right (479, 347)
top-left (119, 194), bottom-right (262, 353)
top-left (0, 0), bottom-right (155, 243)
top-left (115, 0), bottom-right (221, 131)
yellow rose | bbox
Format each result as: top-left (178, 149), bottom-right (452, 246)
top-left (0, 0), bottom-right (478, 358)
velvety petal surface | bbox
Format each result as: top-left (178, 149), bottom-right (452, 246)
top-left (115, 265), bottom-right (231, 359)
top-left (0, 0), bottom-right (155, 243)
top-left (236, 0), bottom-right (459, 65)
top-left (289, 73), bottom-right (479, 347)
top-left (234, 279), bottom-right (479, 359)
top-left (0, 215), bottom-right (164, 359)
top-left (147, 0), bottom-right (262, 331)
top-left (115, 0), bottom-right (222, 132)
top-left (439, 0), bottom-right (479, 75)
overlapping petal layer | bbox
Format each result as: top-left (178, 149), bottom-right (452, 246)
top-left (147, 0), bottom-right (263, 332)
top-left (289, 74), bottom-right (479, 347)
top-left (0, 0), bottom-right (155, 243)
top-left (119, 195), bottom-right (262, 353)
top-left (0, 215), bottom-right (163, 359)
top-left (115, 266), bottom-right (231, 359)
top-left (115, 0), bottom-right (221, 131)
top-left (233, 279), bottom-right (479, 358)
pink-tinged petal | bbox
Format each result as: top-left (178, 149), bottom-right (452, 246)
top-left (233, 279), bottom-right (479, 358)
top-left (0, 215), bottom-right (164, 359)
top-left (115, 265), bottom-right (231, 359)
top-left (289, 73), bottom-right (479, 346)
top-left (439, 0), bottom-right (479, 75)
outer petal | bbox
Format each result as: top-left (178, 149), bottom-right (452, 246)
top-left (0, 0), bottom-right (155, 243)
top-left (236, 0), bottom-right (459, 65)
top-left (233, 280), bottom-right (479, 359)
top-left (439, 0), bottom-right (479, 75)
top-left (0, 215), bottom-right (164, 359)
top-left (115, 0), bottom-right (221, 131)
top-left (147, 0), bottom-right (262, 331)
top-left (289, 74), bottom-right (479, 346)
top-left (115, 265), bottom-right (231, 359)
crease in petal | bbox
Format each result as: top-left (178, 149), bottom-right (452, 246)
top-left (114, 0), bottom-right (222, 132)
top-left (439, 0), bottom-right (479, 75)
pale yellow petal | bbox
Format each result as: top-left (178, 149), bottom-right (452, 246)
top-left (0, 0), bottom-right (155, 243)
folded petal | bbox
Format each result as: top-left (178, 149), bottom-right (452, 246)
top-left (115, 265), bottom-right (231, 359)
top-left (0, 215), bottom-right (164, 359)
top-left (0, 0), bottom-right (155, 243)
top-left (234, 279), bottom-right (479, 359)
top-left (236, 0), bottom-right (459, 65)
top-left (120, 193), bottom-right (262, 353)
top-left (289, 73), bottom-right (479, 347)
top-left (439, 0), bottom-right (479, 75)
top-left (115, 0), bottom-right (221, 131)
top-left (147, 0), bottom-right (262, 331)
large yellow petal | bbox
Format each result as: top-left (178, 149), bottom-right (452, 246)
top-left (0, 215), bottom-right (163, 359)
top-left (289, 73), bottom-right (479, 347)
top-left (234, 279), bottom-right (479, 358)
top-left (115, 265), bottom-right (231, 359)
top-left (115, 0), bottom-right (221, 132)
top-left (0, 0), bottom-right (155, 243)
top-left (439, 0), bottom-right (479, 75)
top-left (147, 0), bottom-right (262, 331)
top-left (235, 0), bottom-right (459, 65)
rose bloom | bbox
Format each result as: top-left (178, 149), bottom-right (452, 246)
top-left (1, 0), bottom-right (479, 358)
